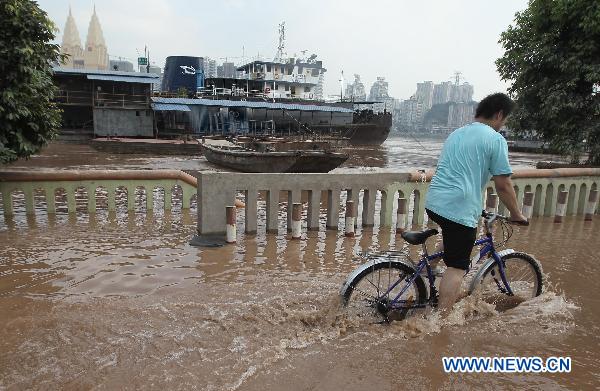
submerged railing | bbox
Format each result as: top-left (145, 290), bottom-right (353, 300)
top-left (0, 170), bottom-right (197, 215)
top-left (197, 168), bottom-right (600, 236)
top-left (2, 168), bottom-right (598, 235)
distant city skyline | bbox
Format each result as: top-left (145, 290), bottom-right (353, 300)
top-left (38, 0), bottom-right (528, 100)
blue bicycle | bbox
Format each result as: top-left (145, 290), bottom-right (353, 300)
top-left (340, 211), bottom-right (543, 322)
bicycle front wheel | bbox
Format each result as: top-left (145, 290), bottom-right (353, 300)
top-left (469, 252), bottom-right (543, 310)
top-left (341, 259), bottom-right (427, 323)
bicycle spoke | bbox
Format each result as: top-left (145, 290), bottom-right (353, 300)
top-left (344, 261), bottom-right (423, 323)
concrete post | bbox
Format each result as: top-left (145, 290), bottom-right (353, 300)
top-left (266, 189), bottom-right (280, 233)
top-left (287, 190), bottom-right (301, 231)
top-left (344, 200), bottom-right (356, 237)
top-left (362, 188), bottom-right (376, 227)
top-left (24, 188), bottom-right (34, 215)
top-left (396, 197), bottom-right (407, 233)
top-left (585, 189), bottom-right (598, 221)
top-left (307, 189), bottom-right (321, 231)
top-left (522, 191), bottom-right (534, 219)
top-left (326, 189), bottom-right (340, 230)
top-left (486, 193), bottom-right (498, 214)
top-left (226, 206), bottom-right (236, 243)
top-left (291, 202), bottom-right (302, 239)
top-left (554, 190), bottom-right (568, 223)
top-left (245, 189), bottom-right (257, 234)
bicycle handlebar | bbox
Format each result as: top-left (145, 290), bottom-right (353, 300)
top-left (481, 210), bottom-right (529, 226)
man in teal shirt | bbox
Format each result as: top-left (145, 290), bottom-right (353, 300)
top-left (425, 93), bottom-right (528, 314)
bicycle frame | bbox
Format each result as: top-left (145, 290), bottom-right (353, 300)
top-left (384, 230), bottom-right (514, 311)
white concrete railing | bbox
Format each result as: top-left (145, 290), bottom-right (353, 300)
top-left (0, 170), bottom-right (197, 216)
top-left (197, 169), bottom-right (600, 236)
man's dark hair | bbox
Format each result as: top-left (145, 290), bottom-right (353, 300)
top-left (475, 93), bottom-right (516, 119)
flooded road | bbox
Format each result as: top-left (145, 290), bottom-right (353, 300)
top-left (0, 137), bottom-right (595, 390)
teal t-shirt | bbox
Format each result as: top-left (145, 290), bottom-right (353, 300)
top-left (425, 122), bottom-right (512, 228)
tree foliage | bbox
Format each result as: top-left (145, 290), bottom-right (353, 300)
top-left (496, 0), bottom-right (600, 164)
top-left (0, 0), bottom-right (63, 164)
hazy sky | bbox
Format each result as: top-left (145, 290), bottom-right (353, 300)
top-left (38, 0), bottom-right (529, 100)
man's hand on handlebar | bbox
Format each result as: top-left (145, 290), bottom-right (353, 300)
top-left (509, 211), bottom-right (529, 226)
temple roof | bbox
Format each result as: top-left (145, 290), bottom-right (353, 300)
top-left (85, 6), bottom-right (106, 48)
top-left (61, 7), bottom-right (82, 49)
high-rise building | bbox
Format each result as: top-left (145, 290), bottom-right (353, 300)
top-left (138, 65), bottom-right (162, 91)
top-left (345, 74), bottom-right (367, 102)
top-left (109, 60), bottom-right (133, 72)
top-left (203, 58), bottom-right (217, 78)
top-left (448, 102), bottom-right (476, 127)
top-left (432, 81), bottom-right (453, 105)
top-left (217, 62), bottom-right (236, 78)
top-left (397, 97), bottom-right (425, 129)
top-left (314, 72), bottom-right (325, 100)
top-left (60, 6), bottom-right (108, 70)
top-left (369, 77), bottom-right (395, 112)
top-left (415, 81), bottom-right (434, 110)
top-left (452, 82), bottom-right (474, 103)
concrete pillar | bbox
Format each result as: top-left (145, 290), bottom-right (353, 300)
top-left (66, 187), bottom-right (76, 213)
top-left (486, 193), bottom-right (498, 214)
top-left (287, 190), bottom-right (301, 231)
top-left (24, 187), bottom-right (34, 215)
top-left (380, 189), bottom-right (395, 227)
top-left (266, 189), bottom-right (280, 233)
top-left (164, 186), bottom-right (172, 211)
top-left (245, 189), bottom-right (257, 234)
top-left (291, 203), bottom-right (302, 239)
top-left (307, 189), bottom-right (321, 231)
top-left (585, 189), bottom-right (598, 221)
top-left (326, 189), bottom-right (340, 230)
top-left (344, 200), bottom-right (356, 237)
top-left (347, 189), bottom-right (359, 227)
top-left (146, 187), bottom-right (153, 210)
top-left (362, 188), bottom-right (376, 227)
top-left (127, 186), bottom-right (135, 211)
top-left (226, 206), bottom-right (236, 243)
top-left (106, 187), bottom-right (116, 212)
top-left (87, 186), bottom-right (96, 213)
top-left (198, 173), bottom-right (236, 236)
top-left (46, 188), bottom-right (56, 214)
top-left (2, 190), bottom-right (13, 216)
top-left (554, 190), bottom-right (568, 223)
top-left (396, 197), bottom-right (407, 233)
top-left (522, 191), bottom-right (534, 219)
top-left (413, 187), bottom-right (427, 225)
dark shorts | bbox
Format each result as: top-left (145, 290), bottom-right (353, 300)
top-left (426, 209), bottom-right (476, 271)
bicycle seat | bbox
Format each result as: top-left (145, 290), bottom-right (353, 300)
top-left (401, 229), bottom-right (439, 245)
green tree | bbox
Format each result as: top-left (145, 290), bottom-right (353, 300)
top-left (496, 0), bottom-right (600, 164)
top-left (0, 0), bottom-right (63, 164)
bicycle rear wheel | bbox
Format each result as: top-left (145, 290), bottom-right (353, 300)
top-left (341, 259), bottom-right (427, 323)
top-left (469, 252), bottom-right (543, 310)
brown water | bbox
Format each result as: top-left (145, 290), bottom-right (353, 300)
top-left (2, 135), bottom-right (566, 172)
top-left (1, 137), bottom-right (595, 390)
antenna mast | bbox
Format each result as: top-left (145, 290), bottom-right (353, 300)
top-left (454, 71), bottom-right (463, 86)
top-left (274, 22), bottom-right (286, 62)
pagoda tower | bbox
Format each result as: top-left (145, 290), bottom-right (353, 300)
top-left (59, 7), bottom-right (83, 68)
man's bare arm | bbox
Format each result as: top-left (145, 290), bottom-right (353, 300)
top-left (492, 174), bottom-right (527, 222)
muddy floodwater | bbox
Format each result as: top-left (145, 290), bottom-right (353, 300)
top-left (0, 136), bottom-right (596, 390)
